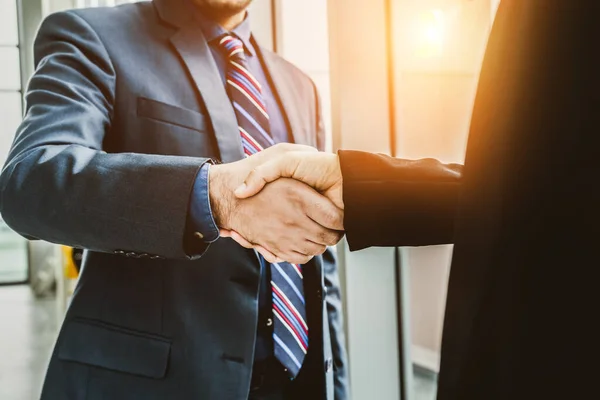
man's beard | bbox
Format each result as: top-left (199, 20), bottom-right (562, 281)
top-left (193, 0), bottom-right (253, 20)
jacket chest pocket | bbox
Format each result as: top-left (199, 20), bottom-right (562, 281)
top-left (135, 97), bottom-right (219, 157)
top-left (58, 318), bottom-right (171, 379)
top-left (137, 97), bottom-right (208, 132)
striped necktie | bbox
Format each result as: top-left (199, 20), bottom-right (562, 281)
top-left (219, 35), bottom-right (308, 378)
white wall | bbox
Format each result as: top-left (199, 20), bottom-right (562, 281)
top-left (42, 0), bottom-right (74, 14)
top-left (249, 0), bottom-right (273, 51)
top-left (274, 0), bottom-right (333, 151)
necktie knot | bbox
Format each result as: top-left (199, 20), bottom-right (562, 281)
top-left (219, 35), bottom-right (246, 61)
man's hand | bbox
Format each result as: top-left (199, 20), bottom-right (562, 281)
top-left (208, 144), bottom-right (343, 264)
top-left (234, 151), bottom-right (344, 209)
top-left (208, 143), bottom-right (317, 228)
top-left (217, 178), bottom-right (343, 264)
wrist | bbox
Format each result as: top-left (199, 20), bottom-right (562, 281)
top-left (329, 153), bottom-right (342, 183)
top-left (208, 164), bottom-right (236, 229)
top-left (330, 153), bottom-right (344, 210)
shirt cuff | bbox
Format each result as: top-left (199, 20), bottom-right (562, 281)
top-left (188, 164), bottom-right (220, 243)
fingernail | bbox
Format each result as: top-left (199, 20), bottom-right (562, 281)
top-left (234, 183), bottom-right (247, 195)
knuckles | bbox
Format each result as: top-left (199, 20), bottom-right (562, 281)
top-left (293, 254), bottom-right (313, 264)
top-left (320, 209), bottom-right (344, 231)
top-left (318, 230), bottom-right (343, 246)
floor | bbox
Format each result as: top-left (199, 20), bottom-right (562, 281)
top-left (0, 285), bottom-right (57, 400)
top-left (414, 368), bottom-right (438, 400)
top-left (0, 284), bottom-right (438, 400)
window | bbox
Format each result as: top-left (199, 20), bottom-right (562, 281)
top-left (76, 0), bottom-right (136, 7)
top-left (0, 0), bottom-right (28, 284)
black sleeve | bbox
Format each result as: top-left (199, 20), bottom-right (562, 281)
top-left (339, 150), bottom-right (463, 251)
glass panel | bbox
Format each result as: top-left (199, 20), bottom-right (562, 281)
top-left (0, 92), bottom-right (22, 164)
top-left (0, 47), bottom-right (21, 90)
top-left (0, 219), bottom-right (28, 283)
top-left (277, 0), bottom-right (331, 73)
top-left (76, 0), bottom-right (136, 8)
top-left (0, 0), bottom-right (19, 46)
top-left (0, 93), bottom-right (26, 285)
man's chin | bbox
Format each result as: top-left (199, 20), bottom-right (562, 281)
top-left (193, 0), bottom-right (252, 18)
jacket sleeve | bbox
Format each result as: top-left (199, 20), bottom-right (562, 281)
top-left (339, 150), bottom-right (463, 251)
top-left (0, 11), bottom-right (209, 260)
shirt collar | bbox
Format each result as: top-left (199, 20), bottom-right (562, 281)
top-left (192, 7), bottom-right (255, 57)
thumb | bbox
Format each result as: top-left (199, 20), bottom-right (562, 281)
top-left (234, 155), bottom-right (299, 198)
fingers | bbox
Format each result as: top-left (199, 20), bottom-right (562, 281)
top-left (254, 245), bottom-right (284, 264)
top-left (227, 231), bottom-right (284, 263)
top-left (225, 230), bottom-right (324, 264)
top-left (239, 144), bottom-right (318, 195)
top-left (289, 252), bottom-right (314, 265)
top-left (290, 238), bottom-right (328, 258)
top-left (229, 230), bottom-right (254, 248)
top-left (271, 250), bottom-right (314, 265)
top-left (252, 230), bottom-right (326, 264)
top-left (298, 216), bottom-right (343, 247)
top-left (219, 229), bottom-right (232, 238)
top-left (266, 143), bottom-right (318, 155)
top-left (305, 197), bottom-right (344, 231)
top-left (296, 184), bottom-right (344, 231)
top-left (305, 241), bottom-right (328, 255)
top-left (235, 152), bottom-right (341, 201)
top-left (234, 155), bottom-right (298, 199)
top-left (314, 229), bottom-right (344, 246)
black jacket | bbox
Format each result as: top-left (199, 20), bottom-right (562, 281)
top-left (341, 1), bottom-right (600, 399)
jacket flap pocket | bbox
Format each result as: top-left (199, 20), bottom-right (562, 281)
top-left (137, 97), bottom-right (206, 132)
top-left (58, 319), bottom-right (171, 379)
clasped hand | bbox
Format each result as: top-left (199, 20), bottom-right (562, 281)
top-left (209, 144), bottom-right (344, 263)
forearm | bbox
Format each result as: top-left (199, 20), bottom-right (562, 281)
top-left (0, 144), bottom-right (210, 259)
top-left (339, 150), bottom-right (462, 250)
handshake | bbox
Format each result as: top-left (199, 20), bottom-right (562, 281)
top-left (209, 144), bottom-right (344, 264)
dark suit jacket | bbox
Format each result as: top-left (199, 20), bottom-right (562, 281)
top-left (0, 1), bottom-right (348, 399)
top-left (340, 2), bottom-right (600, 399)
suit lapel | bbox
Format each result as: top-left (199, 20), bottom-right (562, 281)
top-left (170, 27), bottom-right (244, 163)
top-left (260, 48), bottom-right (315, 148)
top-left (158, 0), bottom-right (314, 159)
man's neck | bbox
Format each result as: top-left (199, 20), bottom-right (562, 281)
top-left (220, 10), bottom-right (246, 31)
top-left (203, 9), bottom-right (247, 31)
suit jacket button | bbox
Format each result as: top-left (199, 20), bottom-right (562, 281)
top-left (194, 232), bottom-right (204, 240)
top-left (325, 358), bottom-right (333, 372)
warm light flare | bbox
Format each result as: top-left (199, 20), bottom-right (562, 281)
top-left (415, 9), bottom-right (446, 58)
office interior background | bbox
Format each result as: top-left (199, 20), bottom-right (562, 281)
top-left (0, 0), bottom-right (502, 398)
